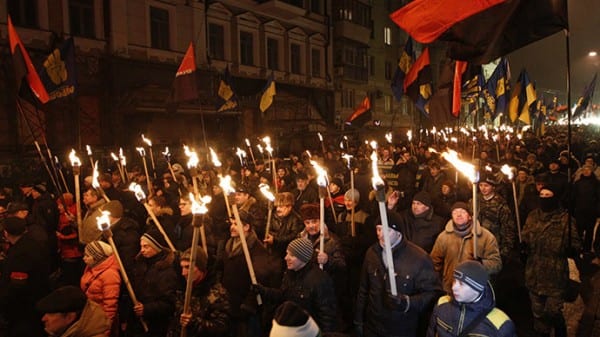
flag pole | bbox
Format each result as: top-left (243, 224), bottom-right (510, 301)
top-left (564, 27), bottom-right (573, 246)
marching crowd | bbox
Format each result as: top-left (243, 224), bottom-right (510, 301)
top-left (0, 126), bottom-right (599, 337)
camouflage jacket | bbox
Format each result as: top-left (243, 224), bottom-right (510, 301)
top-left (522, 208), bottom-right (581, 297)
top-left (475, 194), bottom-right (517, 260)
top-left (167, 279), bottom-right (231, 337)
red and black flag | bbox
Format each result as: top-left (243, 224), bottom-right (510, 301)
top-left (8, 15), bottom-right (49, 103)
top-left (404, 48), bottom-right (432, 117)
top-left (172, 42), bottom-right (198, 103)
top-left (391, 38), bottom-right (414, 102)
top-left (345, 96), bottom-right (371, 126)
top-left (572, 73), bottom-right (597, 120)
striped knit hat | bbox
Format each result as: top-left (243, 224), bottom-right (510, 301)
top-left (453, 260), bottom-right (488, 295)
top-left (287, 237), bottom-right (314, 263)
top-left (84, 241), bottom-right (113, 266)
top-left (141, 230), bottom-right (169, 252)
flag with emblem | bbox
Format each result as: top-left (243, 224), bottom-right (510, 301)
top-left (38, 37), bottom-right (77, 101)
top-left (508, 69), bottom-right (537, 124)
top-left (216, 66), bottom-right (238, 112)
top-left (404, 48), bottom-right (432, 117)
top-left (172, 42), bottom-right (198, 103)
top-left (391, 38), bottom-right (414, 102)
top-left (259, 73), bottom-right (276, 112)
top-left (482, 58), bottom-right (510, 119)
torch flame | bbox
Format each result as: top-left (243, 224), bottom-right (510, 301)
top-left (262, 136), bottom-right (273, 156)
top-left (431, 148), bottom-right (478, 183)
top-left (92, 161), bottom-right (100, 189)
top-left (310, 160), bottom-right (328, 187)
top-left (128, 182), bottom-right (146, 201)
top-left (259, 183), bottom-right (275, 202)
top-left (141, 134), bottom-right (152, 147)
top-left (369, 140), bottom-right (378, 150)
top-left (236, 147), bottom-right (246, 158)
top-left (184, 145), bottom-right (199, 168)
top-left (209, 147), bottom-right (221, 168)
top-left (69, 149), bottom-right (81, 167)
top-left (96, 210), bottom-right (111, 231)
top-left (407, 130), bottom-right (412, 141)
top-left (136, 147), bottom-right (146, 157)
top-left (257, 144), bottom-right (263, 154)
top-left (111, 152), bottom-right (118, 161)
top-left (86, 145), bottom-right (92, 156)
top-left (485, 165), bottom-right (492, 172)
top-left (162, 146), bottom-right (170, 157)
top-left (317, 132), bottom-right (323, 141)
top-left (385, 132), bottom-right (392, 144)
top-left (189, 192), bottom-right (210, 215)
top-left (218, 175), bottom-right (236, 195)
top-left (341, 153), bottom-right (353, 169)
top-left (245, 138), bottom-right (251, 147)
top-left (501, 164), bottom-right (514, 180)
top-left (119, 148), bottom-right (127, 166)
top-left (370, 150), bottom-right (384, 189)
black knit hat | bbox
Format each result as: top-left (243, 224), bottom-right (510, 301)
top-left (330, 178), bottom-right (343, 189)
top-left (287, 237), bottom-right (314, 263)
top-left (375, 210), bottom-right (403, 233)
top-left (36, 286), bottom-right (87, 313)
top-left (412, 191), bottom-right (432, 208)
top-left (2, 217), bottom-right (27, 236)
top-left (451, 201), bottom-right (472, 215)
top-left (270, 301), bottom-right (321, 337)
top-left (141, 229), bottom-right (169, 252)
top-left (454, 260), bottom-right (488, 295)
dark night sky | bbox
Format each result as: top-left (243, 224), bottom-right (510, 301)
top-left (508, 0), bottom-right (599, 105)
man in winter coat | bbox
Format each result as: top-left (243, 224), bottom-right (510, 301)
top-left (168, 247), bottom-right (230, 337)
top-left (398, 191), bottom-right (445, 253)
top-left (37, 285), bottom-right (110, 337)
top-left (354, 211), bottom-right (443, 337)
top-left (427, 261), bottom-right (516, 337)
top-left (129, 230), bottom-right (180, 337)
top-left (264, 192), bottom-right (304, 261)
top-left (430, 202), bottom-right (502, 293)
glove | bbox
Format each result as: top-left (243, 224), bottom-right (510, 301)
top-left (250, 283), bottom-right (266, 296)
top-left (519, 242), bottom-right (529, 264)
top-left (383, 291), bottom-right (409, 312)
top-left (353, 322), bottom-right (364, 337)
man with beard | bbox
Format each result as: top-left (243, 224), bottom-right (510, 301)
top-left (264, 192), bottom-right (304, 261)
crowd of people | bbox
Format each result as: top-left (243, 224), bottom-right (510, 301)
top-left (0, 125), bottom-right (598, 337)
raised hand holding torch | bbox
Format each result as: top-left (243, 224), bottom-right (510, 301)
top-left (501, 165), bottom-right (522, 243)
top-left (69, 150), bottom-right (83, 242)
top-left (129, 182), bottom-right (176, 252)
top-left (259, 183), bottom-right (276, 243)
top-left (181, 192), bottom-right (211, 337)
top-left (97, 210), bottom-right (148, 332)
top-left (370, 142), bottom-right (397, 296)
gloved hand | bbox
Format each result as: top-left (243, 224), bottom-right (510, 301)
top-left (353, 321), bottom-right (364, 337)
top-left (383, 291), bottom-right (409, 312)
top-left (250, 283), bottom-right (266, 296)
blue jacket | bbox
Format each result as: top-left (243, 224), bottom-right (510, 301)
top-left (426, 283), bottom-right (516, 337)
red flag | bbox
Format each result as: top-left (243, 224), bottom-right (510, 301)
top-left (403, 48), bottom-right (431, 92)
top-left (345, 96), bottom-right (371, 124)
top-left (8, 16), bottom-right (49, 104)
top-left (172, 42), bottom-right (198, 103)
top-left (389, 0), bottom-right (506, 44)
top-left (452, 61), bottom-right (468, 117)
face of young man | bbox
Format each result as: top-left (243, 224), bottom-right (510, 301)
top-left (478, 182), bottom-right (494, 197)
top-left (411, 200), bottom-right (430, 216)
top-left (452, 279), bottom-right (481, 303)
top-left (284, 250), bottom-right (307, 271)
top-left (139, 240), bottom-right (160, 258)
top-left (376, 225), bottom-right (402, 247)
top-left (180, 260), bottom-right (205, 283)
top-left (275, 204), bottom-right (292, 218)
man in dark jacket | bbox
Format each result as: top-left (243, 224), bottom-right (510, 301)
top-left (354, 211), bottom-right (443, 337)
top-left (255, 237), bottom-right (338, 333)
top-left (398, 191), bottom-right (445, 253)
top-left (264, 192), bottom-right (304, 261)
top-left (0, 217), bottom-right (50, 337)
top-left (129, 230), bottom-right (180, 337)
top-left (427, 260), bottom-right (516, 337)
top-left (168, 247), bottom-right (230, 337)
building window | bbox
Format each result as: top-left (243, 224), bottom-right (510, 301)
top-left (8, 0), bottom-right (38, 28)
top-left (334, 0), bottom-right (371, 28)
top-left (291, 43), bottom-right (302, 74)
top-left (384, 95), bottom-right (391, 114)
top-left (69, 0), bottom-right (95, 38)
top-left (240, 31), bottom-right (254, 66)
top-left (208, 23), bottom-right (225, 60)
top-left (267, 38), bottom-right (279, 70)
top-left (384, 27), bottom-right (392, 46)
top-left (311, 49), bottom-right (321, 77)
top-left (150, 6), bottom-right (170, 49)
top-left (283, 0), bottom-right (304, 7)
top-left (342, 90), bottom-right (355, 108)
top-left (385, 61), bottom-right (393, 80)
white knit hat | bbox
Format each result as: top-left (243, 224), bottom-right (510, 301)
top-left (270, 301), bottom-right (321, 337)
